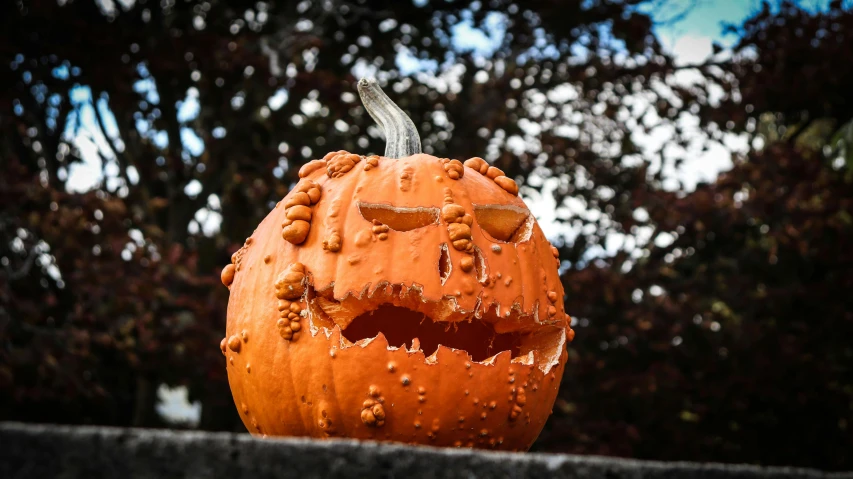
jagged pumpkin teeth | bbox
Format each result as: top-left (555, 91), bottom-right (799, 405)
top-left (221, 78), bottom-right (569, 452)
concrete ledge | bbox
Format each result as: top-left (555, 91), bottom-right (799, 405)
top-left (1, 422), bottom-right (850, 479)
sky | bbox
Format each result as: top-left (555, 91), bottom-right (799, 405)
top-left (59, 0), bottom-right (836, 424)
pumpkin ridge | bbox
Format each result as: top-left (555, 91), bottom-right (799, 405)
top-left (330, 160), bottom-right (371, 299)
top-left (286, 336), bottom-right (313, 436)
top-left (448, 171), bottom-right (536, 317)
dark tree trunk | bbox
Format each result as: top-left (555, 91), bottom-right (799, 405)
top-left (199, 380), bottom-right (244, 432)
top-left (131, 375), bottom-right (158, 428)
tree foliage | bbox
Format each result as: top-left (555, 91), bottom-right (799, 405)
top-left (1, 0), bottom-right (851, 469)
top-left (539, 2), bottom-right (853, 469)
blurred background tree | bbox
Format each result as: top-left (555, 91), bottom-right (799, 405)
top-left (1, 0), bottom-right (851, 470)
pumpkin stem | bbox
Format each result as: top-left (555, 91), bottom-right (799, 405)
top-left (357, 78), bottom-right (422, 158)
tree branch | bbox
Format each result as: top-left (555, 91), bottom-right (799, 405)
top-left (2, 246), bottom-right (40, 281)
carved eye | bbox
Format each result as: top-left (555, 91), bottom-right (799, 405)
top-left (357, 202), bottom-right (440, 231)
top-left (473, 204), bottom-right (533, 243)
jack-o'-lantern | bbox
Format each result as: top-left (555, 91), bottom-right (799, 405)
top-left (220, 78), bottom-right (573, 451)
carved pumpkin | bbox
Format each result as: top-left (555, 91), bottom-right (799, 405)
top-left (220, 79), bottom-right (573, 451)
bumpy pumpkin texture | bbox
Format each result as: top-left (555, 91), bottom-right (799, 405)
top-left (220, 79), bottom-right (573, 451)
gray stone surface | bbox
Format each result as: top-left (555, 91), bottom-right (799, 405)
top-left (1, 422), bottom-right (850, 479)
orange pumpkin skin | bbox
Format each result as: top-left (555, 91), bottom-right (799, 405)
top-left (222, 152), bottom-right (571, 451)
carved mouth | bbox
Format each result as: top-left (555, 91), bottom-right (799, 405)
top-left (304, 282), bottom-right (565, 372)
top-left (342, 304), bottom-right (522, 362)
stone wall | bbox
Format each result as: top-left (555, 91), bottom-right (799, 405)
top-left (2, 422), bottom-right (850, 479)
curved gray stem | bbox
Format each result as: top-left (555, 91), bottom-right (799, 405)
top-left (357, 78), bottom-right (422, 158)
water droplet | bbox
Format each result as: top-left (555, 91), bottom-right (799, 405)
top-left (387, 362), bottom-right (396, 373)
top-left (401, 375), bottom-right (410, 386)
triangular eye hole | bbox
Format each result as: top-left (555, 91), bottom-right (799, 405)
top-left (473, 204), bottom-right (533, 243)
top-left (357, 202), bottom-right (440, 231)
